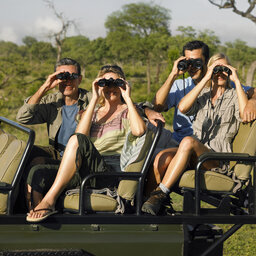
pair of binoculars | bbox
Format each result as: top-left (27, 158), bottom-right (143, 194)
top-left (97, 78), bottom-right (126, 89)
top-left (178, 58), bottom-right (203, 71)
top-left (56, 72), bottom-right (80, 80)
top-left (212, 66), bottom-right (231, 75)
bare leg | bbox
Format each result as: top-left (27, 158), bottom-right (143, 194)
top-left (142, 137), bottom-right (218, 215)
top-left (144, 148), bottom-right (178, 197)
top-left (161, 136), bottom-right (218, 189)
top-left (153, 148), bottom-right (178, 184)
top-left (27, 135), bottom-right (81, 219)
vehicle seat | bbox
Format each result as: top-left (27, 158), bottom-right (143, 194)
top-left (0, 132), bottom-right (26, 214)
top-left (178, 120), bottom-right (256, 214)
top-left (61, 121), bottom-right (163, 215)
top-left (0, 116), bottom-right (35, 215)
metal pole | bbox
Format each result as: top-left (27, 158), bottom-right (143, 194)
top-left (200, 224), bottom-right (243, 256)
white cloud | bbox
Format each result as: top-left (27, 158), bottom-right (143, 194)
top-left (0, 27), bottom-right (18, 43)
top-left (34, 16), bottom-right (61, 34)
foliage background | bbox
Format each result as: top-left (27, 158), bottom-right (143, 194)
top-left (0, 3), bottom-right (256, 255)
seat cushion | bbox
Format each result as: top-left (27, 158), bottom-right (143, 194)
top-left (118, 129), bottom-right (154, 201)
top-left (232, 120), bottom-right (256, 180)
top-left (63, 192), bottom-right (118, 212)
top-left (0, 138), bottom-right (26, 214)
top-left (0, 133), bottom-right (15, 158)
top-left (179, 170), bottom-right (235, 192)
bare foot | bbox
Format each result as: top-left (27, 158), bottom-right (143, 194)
top-left (26, 200), bottom-right (56, 222)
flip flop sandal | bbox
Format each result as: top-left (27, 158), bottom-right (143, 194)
top-left (26, 208), bottom-right (58, 223)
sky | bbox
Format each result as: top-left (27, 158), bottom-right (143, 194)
top-left (1, 0), bottom-right (255, 47)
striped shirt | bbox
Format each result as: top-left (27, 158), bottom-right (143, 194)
top-left (90, 108), bottom-right (130, 156)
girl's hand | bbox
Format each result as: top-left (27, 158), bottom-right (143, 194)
top-left (204, 62), bottom-right (221, 81)
top-left (92, 78), bottom-right (104, 100)
top-left (119, 80), bottom-right (131, 102)
top-left (225, 64), bottom-right (239, 83)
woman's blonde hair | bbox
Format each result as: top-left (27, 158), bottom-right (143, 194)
top-left (97, 65), bottom-right (126, 79)
top-left (97, 64), bottom-right (126, 106)
top-left (206, 53), bottom-right (231, 88)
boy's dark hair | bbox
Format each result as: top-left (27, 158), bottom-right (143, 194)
top-left (55, 58), bottom-right (81, 75)
top-left (182, 40), bottom-right (210, 64)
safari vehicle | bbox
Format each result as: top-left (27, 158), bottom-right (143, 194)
top-left (0, 116), bottom-right (255, 256)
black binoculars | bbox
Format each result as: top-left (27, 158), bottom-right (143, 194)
top-left (97, 78), bottom-right (126, 89)
top-left (56, 72), bottom-right (80, 80)
top-left (212, 66), bottom-right (231, 75)
top-left (178, 58), bottom-right (203, 71)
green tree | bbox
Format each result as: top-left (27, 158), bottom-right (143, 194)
top-left (0, 41), bottom-right (27, 90)
top-left (87, 37), bottom-right (112, 65)
top-left (105, 2), bottom-right (171, 95)
top-left (22, 36), bottom-right (38, 47)
top-left (27, 41), bottom-right (56, 63)
top-left (62, 36), bottom-right (91, 75)
top-left (176, 26), bottom-right (197, 38)
top-left (197, 29), bottom-right (220, 55)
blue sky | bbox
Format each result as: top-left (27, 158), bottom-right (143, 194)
top-left (1, 0), bottom-right (255, 47)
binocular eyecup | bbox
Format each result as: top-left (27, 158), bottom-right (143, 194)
top-left (177, 59), bottom-right (203, 71)
top-left (212, 66), bottom-right (231, 75)
top-left (97, 78), bottom-right (126, 89)
top-left (56, 72), bottom-right (79, 80)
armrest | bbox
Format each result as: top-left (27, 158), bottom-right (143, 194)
top-left (197, 152), bottom-right (255, 166)
top-left (194, 152), bottom-right (256, 216)
top-left (0, 182), bottom-right (13, 191)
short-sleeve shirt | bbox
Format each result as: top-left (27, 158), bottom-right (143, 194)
top-left (166, 77), bottom-right (195, 143)
top-left (166, 77), bottom-right (251, 143)
top-left (57, 103), bottom-right (78, 156)
top-left (186, 87), bottom-right (241, 152)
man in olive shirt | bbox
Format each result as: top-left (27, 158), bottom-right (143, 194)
top-left (17, 58), bottom-right (92, 160)
top-left (16, 58), bottom-right (92, 210)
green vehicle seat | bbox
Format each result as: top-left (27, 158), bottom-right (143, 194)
top-left (61, 121), bottom-right (163, 215)
top-left (0, 117), bottom-right (35, 215)
top-left (178, 120), bottom-right (256, 215)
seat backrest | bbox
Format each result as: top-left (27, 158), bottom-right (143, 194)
top-left (231, 120), bottom-right (256, 180)
top-left (62, 129), bottom-right (156, 213)
top-left (0, 132), bottom-right (15, 158)
top-left (0, 133), bottom-right (26, 214)
top-left (117, 128), bottom-right (155, 201)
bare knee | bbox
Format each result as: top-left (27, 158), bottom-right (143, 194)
top-left (179, 136), bottom-right (198, 152)
top-left (153, 151), bottom-right (165, 170)
top-left (63, 135), bottom-right (81, 166)
top-left (153, 150), bottom-right (175, 171)
top-left (66, 135), bottom-right (79, 150)
top-left (153, 150), bottom-right (177, 183)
